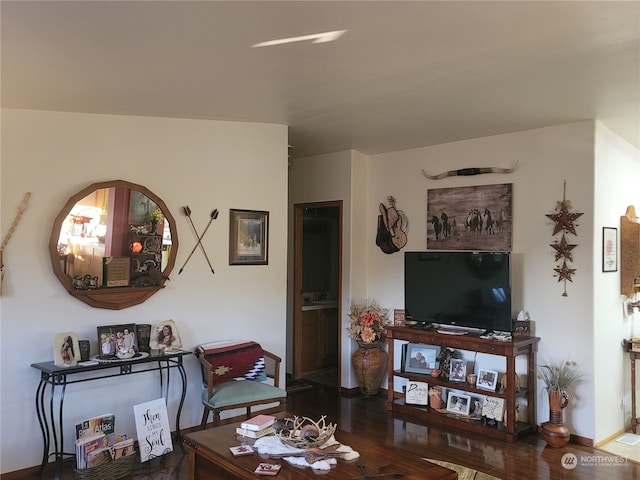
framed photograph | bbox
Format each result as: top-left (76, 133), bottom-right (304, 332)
top-left (403, 343), bottom-right (441, 374)
top-left (405, 380), bottom-right (429, 406)
top-left (97, 324), bottom-right (139, 360)
top-left (602, 227), bottom-right (617, 272)
top-left (449, 358), bottom-right (467, 382)
top-left (129, 190), bottom-right (157, 225)
top-left (53, 332), bottom-right (80, 367)
top-left (446, 392), bottom-right (471, 416)
top-left (476, 369), bottom-right (499, 391)
top-left (229, 209), bottom-right (269, 265)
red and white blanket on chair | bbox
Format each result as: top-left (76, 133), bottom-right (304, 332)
top-left (196, 340), bottom-right (265, 385)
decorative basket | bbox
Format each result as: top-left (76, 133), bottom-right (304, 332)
top-left (74, 453), bottom-right (136, 480)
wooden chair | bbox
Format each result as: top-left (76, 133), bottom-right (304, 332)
top-left (195, 342), bottom-right (287, 429)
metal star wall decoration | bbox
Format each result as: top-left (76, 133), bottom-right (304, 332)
top-left (547, 181), bottom-right (583, 297)
top-left (550, 234), bottom-right (577, 262)
top-left (546, 185), bottom-right (583, 236)
top-left (554, 260), bottom-right (576, 297)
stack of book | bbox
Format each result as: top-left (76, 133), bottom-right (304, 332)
top-left (74, 413), bottom-right (136, 469)
top-left (235, 414), bottom-right (276, 439)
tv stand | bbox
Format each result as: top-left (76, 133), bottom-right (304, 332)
top-left (385, 325), bottom-right (539, 442)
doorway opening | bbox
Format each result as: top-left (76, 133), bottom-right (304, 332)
top-left (292, 201), bottom-right (342, 388)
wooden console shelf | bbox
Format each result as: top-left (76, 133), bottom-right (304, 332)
top-left (385, 326), bottom-right (539, 442)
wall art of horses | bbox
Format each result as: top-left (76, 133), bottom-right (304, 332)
top-left (426, 183), bottom-right (513, 251)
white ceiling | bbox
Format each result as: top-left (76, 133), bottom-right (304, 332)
top-left (2, 1), bottom-right (639, 158)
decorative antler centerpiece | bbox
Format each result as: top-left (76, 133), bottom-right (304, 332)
top-left (274, 415), bottom-right (337, 449)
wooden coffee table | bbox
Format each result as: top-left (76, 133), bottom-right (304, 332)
top-left (183, 413), bottom-right (457, 480)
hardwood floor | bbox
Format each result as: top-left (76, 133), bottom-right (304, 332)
top-left (14, 385), bottom-right (638, 480)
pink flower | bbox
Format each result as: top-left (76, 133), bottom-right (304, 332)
top-left (361, 312), bottom-right (377, 326)
top-left (360, 327), bottom-right (376, 343)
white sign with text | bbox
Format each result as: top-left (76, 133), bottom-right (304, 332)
top-left (133, 398), bottom-right (173, 462)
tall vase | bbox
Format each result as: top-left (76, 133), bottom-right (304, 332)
top-left (351, 341), bottom-right (387, 397)
top-left (541, 391), bottom-right (570, 447)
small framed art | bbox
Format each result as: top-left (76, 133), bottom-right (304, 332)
top-left (446, 392), bottom-right (471, 416)
top-left (476, 369), bottom-right (499, 391)
top-left (403, 343), bottom-right (441, 374)
top-left (405, 380), bottom-right (429, 406)
top-left (53, 332), bottom-right (80, 367)
top-left (602, 227), bottom-right (617, 272)
top-left (449, 358), bottom-right (467, 382)
top-left (229, 209), bottom-right (269, 265)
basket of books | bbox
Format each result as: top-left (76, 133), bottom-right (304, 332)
top-left (74, 413), bottom-right (136, 480)
top-left (74, 452), bottom-right (136, 480)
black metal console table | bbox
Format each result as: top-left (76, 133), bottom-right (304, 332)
top-left (31, 350), bottom-right (191, 479)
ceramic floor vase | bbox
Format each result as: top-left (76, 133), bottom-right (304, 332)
top-left (352, 341), bottom-right (387, 397)
top-left (541, 391), bottom-right (570, 447)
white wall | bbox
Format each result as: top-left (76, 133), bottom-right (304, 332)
top-left (593, 121), bottom-right (640, 444)
top-left (0, 109), bottom-right (289, 474)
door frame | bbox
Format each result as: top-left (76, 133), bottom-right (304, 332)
top-left (293, 200), bottom-right (343, 385)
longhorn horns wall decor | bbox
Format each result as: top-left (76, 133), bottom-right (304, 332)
top-left (422, 160), bottom-right (519, 180)
top-left (546, 181), bottom-right (583, 296)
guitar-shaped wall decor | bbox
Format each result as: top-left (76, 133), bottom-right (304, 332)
top-left (376, 196), bottom-right (409, 254)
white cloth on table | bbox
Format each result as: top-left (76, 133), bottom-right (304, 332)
top-left (253, 435), bottom-right (359, 471)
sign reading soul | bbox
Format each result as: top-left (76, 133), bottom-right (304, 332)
top-left (133, 398), bottom-right (173, 462)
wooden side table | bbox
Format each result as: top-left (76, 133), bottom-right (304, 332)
top-left (623, 339), bottom-right (639, 433)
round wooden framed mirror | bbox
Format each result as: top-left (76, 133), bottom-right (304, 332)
top-left (49, 180), bottom-right (179, 309)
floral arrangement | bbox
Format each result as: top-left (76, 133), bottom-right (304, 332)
top-left (150, 207), bottom-right (164, 223)
top-left (347, 299), bottom-right (390, 344)
top-left (538, 358), bottom-right (585, 399)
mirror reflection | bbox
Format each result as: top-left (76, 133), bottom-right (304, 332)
top-left (52, 182), bottom-right (175, 292)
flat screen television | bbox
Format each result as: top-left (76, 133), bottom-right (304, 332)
top-left (404, 251), bottom-right (512, 334)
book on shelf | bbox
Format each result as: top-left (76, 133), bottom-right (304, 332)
top-left (75, 432), bottom-right (107, 469)
top-left (239, 414), bottom-right (276, 431)
top-left (235, 426), bottom-right (275, 439)
top-left (75, 413), bottom-right (116, 445)
top-left (254, 462), bottom-right (281, 476)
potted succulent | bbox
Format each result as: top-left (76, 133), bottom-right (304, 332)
top-left (538, 358), bottom-right (585, 447)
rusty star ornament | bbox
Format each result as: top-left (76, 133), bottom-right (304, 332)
top-left (554, 260), bottom-right (576, 297)
top-left (546, 181), bottom-right (583, 236)
top-left (546, 203), bottom-right (583, 236)
top-left (550, 234), bottom-right (577, 262)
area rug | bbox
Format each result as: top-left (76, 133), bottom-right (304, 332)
top-left (424, 458), bottom-right (502, 480)
top-left (596, 433), bottom-right (640, 464)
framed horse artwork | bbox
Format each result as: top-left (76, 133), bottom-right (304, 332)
top-left (426, 183), bottom-right (512, 252)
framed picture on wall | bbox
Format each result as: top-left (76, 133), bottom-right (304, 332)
top-left (229, 209), bottom-right (269, 265)
top-left (602, 227), bottom-right (617, 272)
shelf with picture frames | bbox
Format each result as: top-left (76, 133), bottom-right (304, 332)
top-left (385, 325), bottom-right (540, 442)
